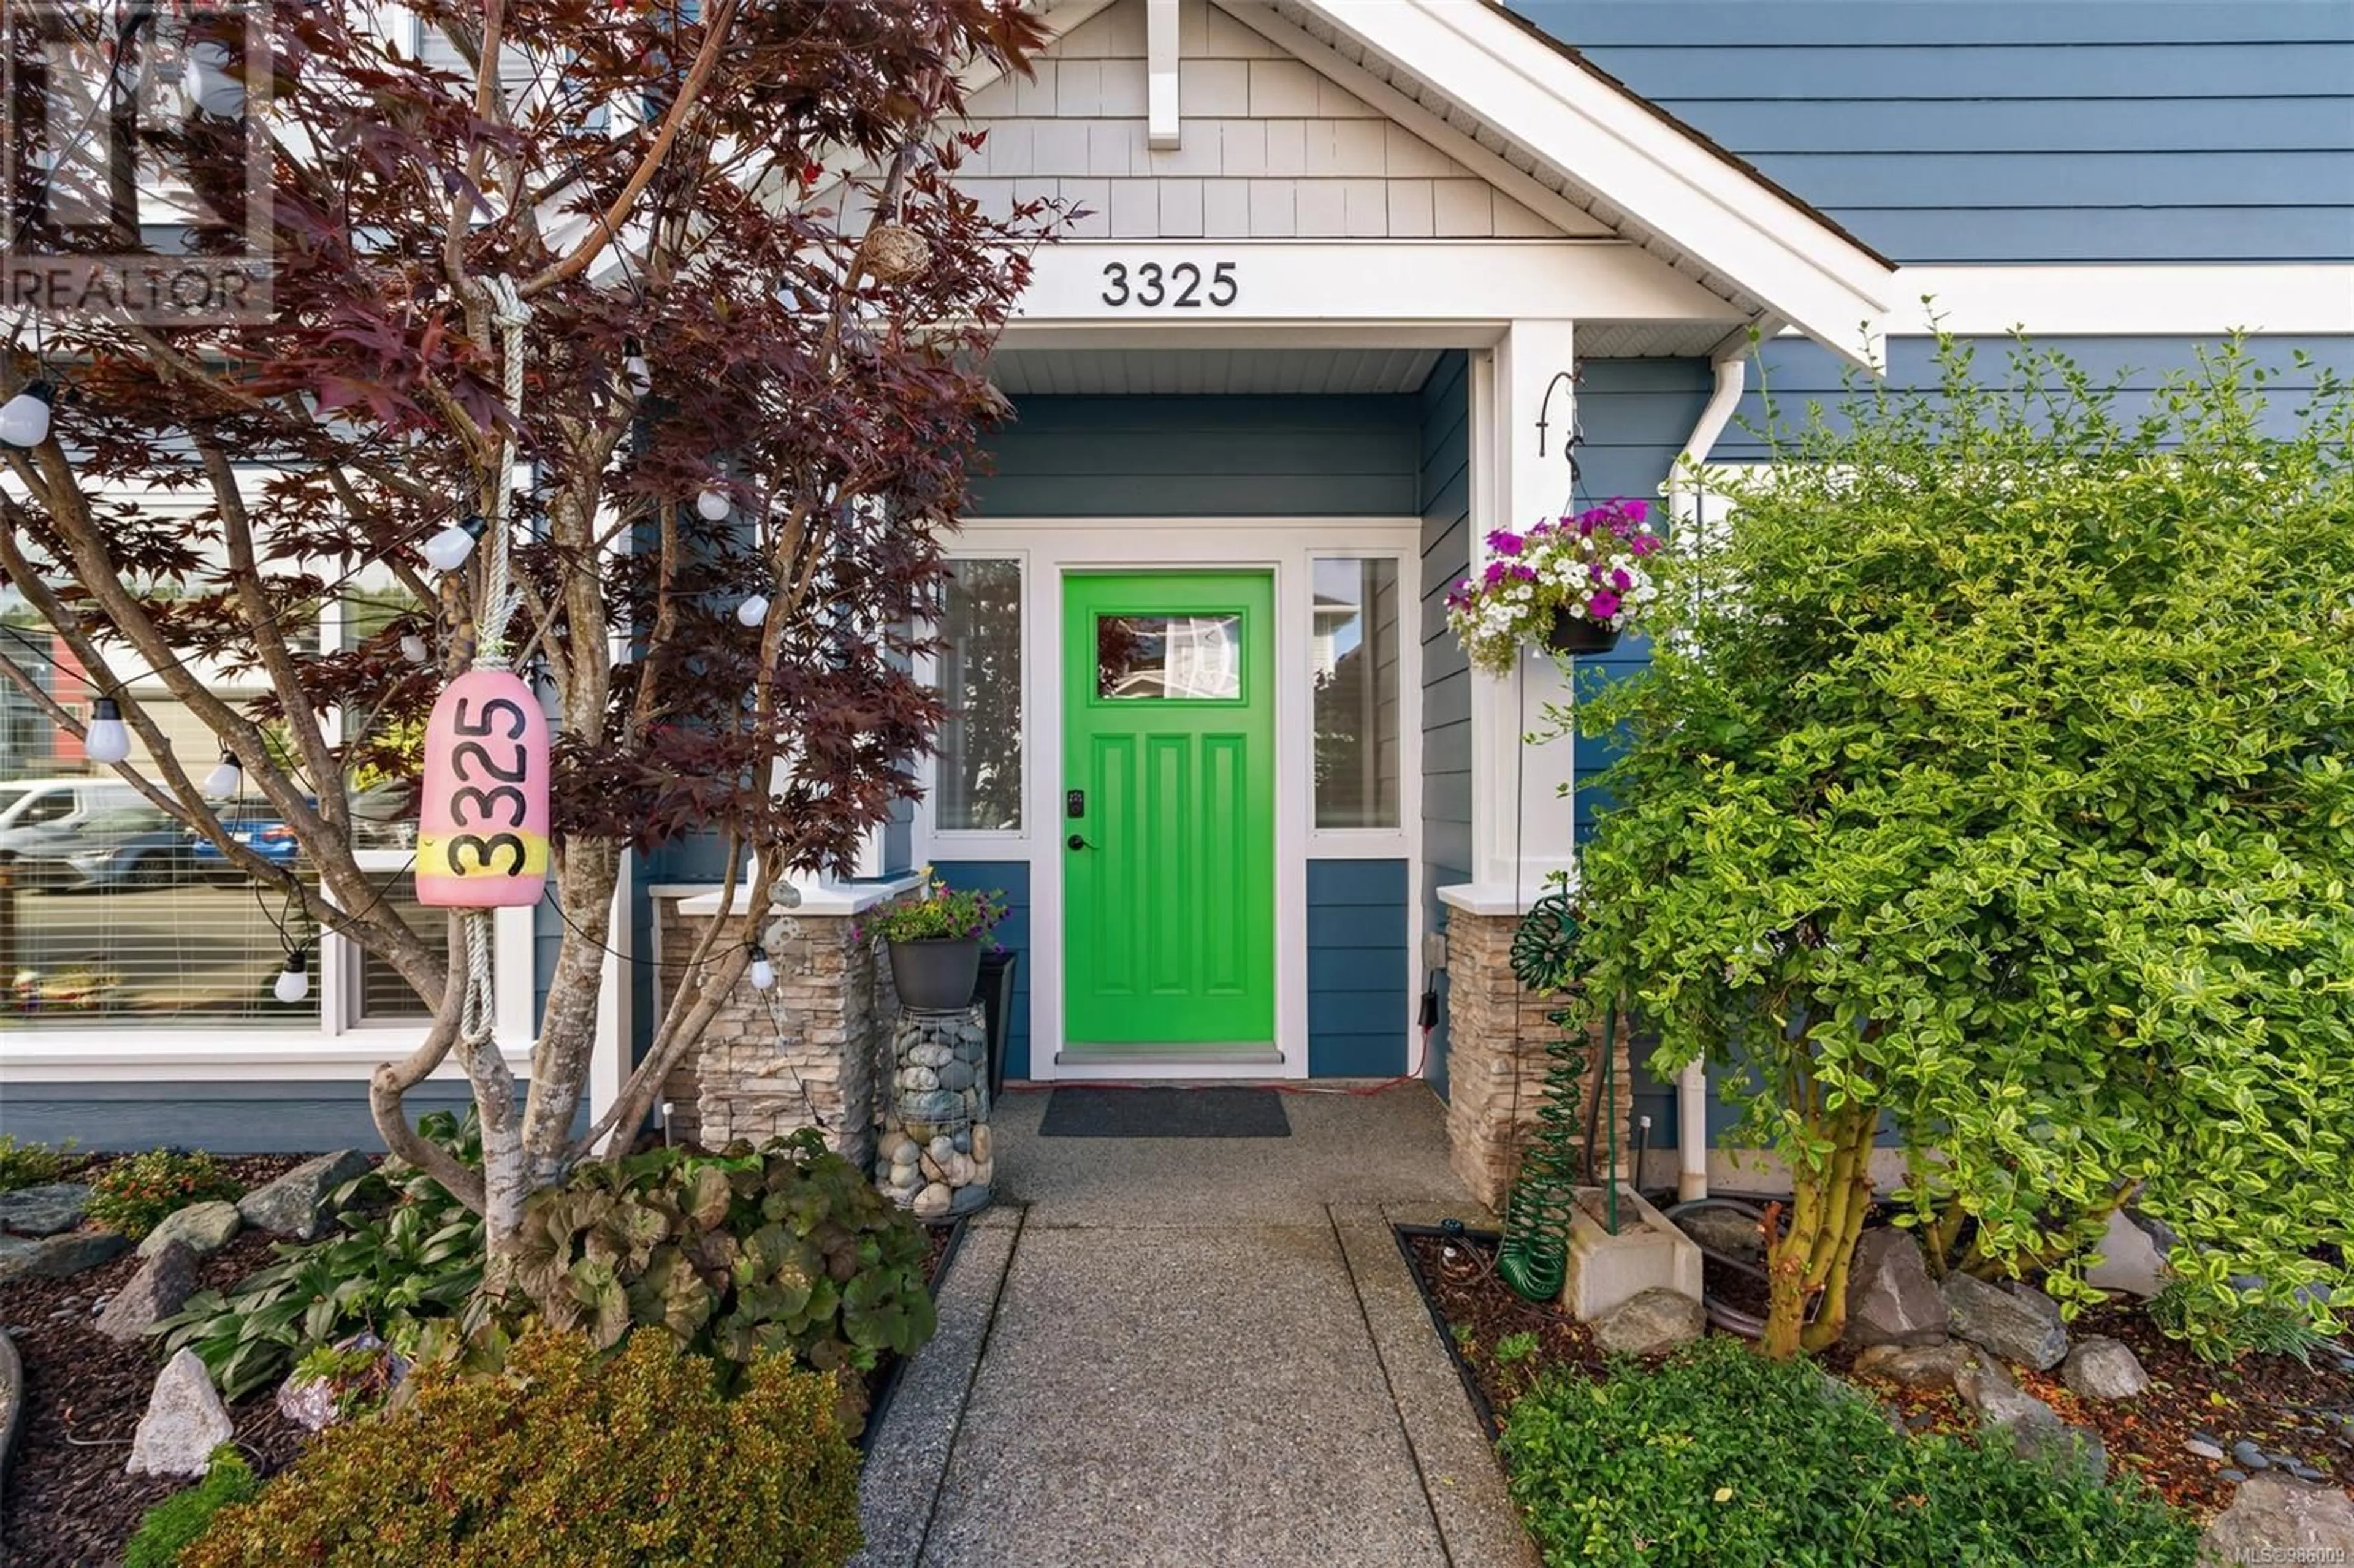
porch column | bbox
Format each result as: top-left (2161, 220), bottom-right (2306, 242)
top-left (1467, 318), bottom-right (1580, 902)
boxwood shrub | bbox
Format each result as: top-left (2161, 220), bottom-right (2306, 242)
top-left (181, 1325), bottom-right (861, 1568)
top-left (1501, 1337), bottom-right (2198, 1568)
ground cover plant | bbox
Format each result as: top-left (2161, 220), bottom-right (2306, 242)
top-left (1556, 336), bottom-right (2354, 1355)
top-left (85, 1149), bottom-right (245, 1240)
top-left (1501, 1336), bottom-right (2200, 1567)
top-left (123, 1448), bottom-right (261, 1568)
top-left (0, 1134), bottom-right (75, 1193)
top-left (178, 1326), bottom-right (862, 1568)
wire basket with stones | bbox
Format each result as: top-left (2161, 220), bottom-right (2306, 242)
top-left (877, 1006), bottom-right (994, 1220)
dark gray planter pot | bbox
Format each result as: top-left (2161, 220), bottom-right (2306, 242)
top-left (1545, 608), bottom-right (1622, 656)
top-left (889, 938), bottom-right (981, 1012)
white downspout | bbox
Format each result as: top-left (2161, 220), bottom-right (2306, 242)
top-left (1665, 340), bottom-right (1750, 1201)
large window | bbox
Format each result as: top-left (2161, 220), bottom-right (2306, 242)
top-left (1311, 557), bottom-right (1403, 829)
top-left (935, 558), bottom-right (1023, 832)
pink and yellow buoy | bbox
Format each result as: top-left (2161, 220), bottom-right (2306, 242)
top-left (416, 668), bottom-right (549, 908)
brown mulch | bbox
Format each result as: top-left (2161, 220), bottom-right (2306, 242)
top-left (1403, 1226), bottom-right (2353, 1524)
top-left (1, 1230), bottom-right (307, 1568)
top-left (50, 1152), bottom-right (312, 1190)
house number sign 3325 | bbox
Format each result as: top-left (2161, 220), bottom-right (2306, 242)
top-left (1100, 261), bottom-right (1240, 308)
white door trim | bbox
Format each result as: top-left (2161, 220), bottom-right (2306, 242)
top-left (914, 519), bottom-right (1425, 1082)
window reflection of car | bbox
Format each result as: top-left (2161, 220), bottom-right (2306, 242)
top-left (10, 802), bottom-right (192, 892)
top-left (189, 783), bottom-right (417, 883)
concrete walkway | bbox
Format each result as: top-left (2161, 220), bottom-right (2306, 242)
top-left (853, 1084), bottom-right (1537, 1568)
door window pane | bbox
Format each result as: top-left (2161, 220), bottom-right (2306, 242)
top-left (1096, 614), bottom-right (1243, 701)
top-left (937, 560), bottom-right (1023, 831)
top-left (1312, 558), bottom-right (1402, 828)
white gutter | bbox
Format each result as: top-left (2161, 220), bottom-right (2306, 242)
top-left (1663, 333), bottom-right (1751, 1201)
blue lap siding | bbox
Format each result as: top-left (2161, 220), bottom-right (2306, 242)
top-left (0, 1080), bottom-right (479, 1154)
top-left (1418, 353), bottom-right (1473, 1098)
top-left (1507, 1), bottom-right (2354, 265)
top-left (1307, 859), bottom-right (1412, 1078)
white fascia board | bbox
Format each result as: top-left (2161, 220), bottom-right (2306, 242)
top-left (1891, 266), bottom-right (2354, 338)
top-left (1294, 0), bottom-right (1896, 367)
top-left (1015, 240), bottom-right (1740, 326)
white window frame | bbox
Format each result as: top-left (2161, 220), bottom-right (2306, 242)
top-left (921, 550), bottom-right (1032, 850)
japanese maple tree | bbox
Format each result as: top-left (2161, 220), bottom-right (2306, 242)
top-left (0, 0), bottom-right (1051, 1269)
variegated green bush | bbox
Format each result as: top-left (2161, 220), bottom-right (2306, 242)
top-left (1561, 335), bottom-right (2354, 1357)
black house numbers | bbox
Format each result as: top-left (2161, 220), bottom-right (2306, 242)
top-left (1100, 261), bottom-right (1240, 310)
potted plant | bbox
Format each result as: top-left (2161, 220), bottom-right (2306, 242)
top-left (1444, 497), bottom-right (1664, 674)
top-left (865, 870), bottom-right (1007, 1012)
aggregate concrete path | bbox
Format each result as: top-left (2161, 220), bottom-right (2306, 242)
top-left (853, 1084), bottom-right (1535, 1568)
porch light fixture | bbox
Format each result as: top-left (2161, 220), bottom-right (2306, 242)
top-left (82, 696), bottom-right (132, 764)
top-left (0, 381), bottom-right (55, 447)
top-left (273, 949), bottom-right (310, 1004)
top-left (202, 750), bottom-right (242, 800)
top-left (735, 591), bottom-right (769, 628)
top-left (695, 487), bottom-right (732, 522)
top-left (747, 946), bottom-right (776, 991)
top-left (422, 514), bottom-right (486, 573)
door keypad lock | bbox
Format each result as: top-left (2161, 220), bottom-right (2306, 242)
top-left (1066, 789), bottom-right (1085, 818)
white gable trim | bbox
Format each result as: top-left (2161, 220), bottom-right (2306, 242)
top-left (1279, 0), bottom-right (1897, 368)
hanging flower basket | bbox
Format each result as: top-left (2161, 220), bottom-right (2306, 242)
top-left (1446, 498), bottom-right (1661, 674)
top-left (1545, 610), bottom-right (1621, 657)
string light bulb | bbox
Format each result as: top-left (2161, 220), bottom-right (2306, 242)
top-left (273, 950), bottom-right (310, 1004)
top-left (747, 946), bottom-right (776, 991)
top-left (422, 514), bottom-right (485, 573)
top-left (0, 381), bottom-right (54, 447)
top-left (183, 40), bottom-right (245, 118)
top-left (695, 487), bottom-right (731, 522)
top-left (398, 633), bottom-right (430, 664)
top-left (736, 592), bottom-right (769, 628)
top-left (82, 695), bottom-right (131, 764)
top-left (202, 750), bottom-right (242, 800)
top-left (622, 338), bottom-right (652, 396)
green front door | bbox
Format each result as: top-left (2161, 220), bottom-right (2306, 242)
top-left (1063, 572), bottom-right (1276, 1048)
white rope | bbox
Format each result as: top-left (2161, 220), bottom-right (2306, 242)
top-left (462, 275), bottom-right (533, 1045)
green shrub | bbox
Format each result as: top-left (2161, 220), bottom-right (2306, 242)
top-left (88, 1149), bottom-right (242, 1239)
top-left (124, 1447), bottom-right (259, 1568)
top-left (0, 1133), bottom-right (74, 1193)
top-left (513, 1130), bottom-right (936, 1420)
top-left (1502, 1337), bottom-right (2197, 1568)
top-left (2146, 1281), bottom-right (2333, 1368)
top-left (153, 1112), bottom-right (484, 1400)
top-left (181, 1326), bottom-right (861, 1568)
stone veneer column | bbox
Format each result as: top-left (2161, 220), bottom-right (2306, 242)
top-left (653, 880), bottom-right (919, 1166)
top-left (1442, 908), bottom-right (1633, 1212)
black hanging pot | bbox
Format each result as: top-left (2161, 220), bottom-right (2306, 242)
top-left (1545, 609), bottom-right (1621, 657)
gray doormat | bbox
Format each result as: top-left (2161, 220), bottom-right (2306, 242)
top-left (1038, 1086), bottom-right (1291, 1138)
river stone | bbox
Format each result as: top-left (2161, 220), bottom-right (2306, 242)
top-left (127, 1349), bottom-right (233, 1477)
top-left (2201, 1476), bottom-right (2354, 1567)
top-left (928, 1136), bottom-right (955, 1163)
top-left (0, 1183), bottom-right (92, 1238)
top-left (0, 1331), bottom-right (21, 1502)
top-left (2060, 1336), bottom-right (2150, 1401)
top-left (1852, 1340), bottom-right (1978, 1391)
top-left (910, 1043), bottom-right (953, 1069)
top-left (1590, 1288), bottom-right (1706, 1357)
top-left (948, 1182), bottom-right (992, 1217)
top-left (138, 1200), bottom-right (242, 1260)
top-left (972, 1125), bottom-right (991, 1165)
top-left (901, 1065), bottom-right (940, 1092)
top-left (940, 1062), bottom-right (975, 1093)
top-left (2085, 1208), bottom-right (2168, 1298)
top-left (0, 1230), bottom-right (129, 1284)
top-left (1943, 1273), bottom-right (2068, 1370)
top-left (1955, 1359), bottom-right (2106, 1482)
top-left (96, 1241), bottom-right (198, 1343)
top-left (876, 1129), bottom-right (914, 1165)
top-left (1843, 1228), bottom-right (1949, 1349)
top-left (912, 1182), bottom-right (951, 1220)
top-left (236, 1150), bottom-right (369, 1240)
top-left (900, 1090), bottom-right (959, 1124)
top-left (1671, 1205), bottom-right (1765, 1261)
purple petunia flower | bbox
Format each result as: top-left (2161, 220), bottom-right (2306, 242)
top-left (1484, 560), bottom-right (1511, 587)
top-left (1588, 562), bottom-right (1607, 582)
top-left (1588, 590), bottom-right (1622, 620)
top-left (1610, 568), bottom-right (1632, 590)
top-left (1620, 499), bottom-right (1648, 523)
top-left (1512, 563), bottom-right (1537, 581)
top-left (1629, 532), bottom-right (1663, 557)
top-left (1486, 529), bottom-right (1525, 556)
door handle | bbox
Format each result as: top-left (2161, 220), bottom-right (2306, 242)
top-left (1067, 834), bottom-right (1092, 851)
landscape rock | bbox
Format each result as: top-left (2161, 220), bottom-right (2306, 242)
top-left (1590, 1288), bottom-right (1707, 1357)
top-left (2060, 1335), bottom-right (2150, 1401)
top-left (0, 1331), bottom-right (21, 1501)
top-left (1943, 1273), bottom-right (2068, 1370)
top-left (1852, 1339), bottom-right (1978, 1391)
top-left (912, 1182), bottom-right (951, 1219)
top-left (0, 1183), bottom-right (93, 1238)
top-left (1670, 1203), bottom-right (1766, 1261)
top-left (95, 1241), bottom-right (198, 1342)
top-left (138, 1200), bottom-right (242, 1260)
top-left (2200, 1476), bottom-right (2354, 1567)
top-left (126, 1349), bottom-right (233, 1477)
top-left (2184, 1436), bottom-right (2226, 1462)
top-left (2085, 1208), bottom-right (2168, 1298)
top-left (1843, 1228), bottom-right (1949, 1349)
top-left (236, 1149), bottom-right (370, 1239)
top-left (1955, 1358), bottom-right (2106, 1482)
top-left (0, 1230), bottom-right (129, 1284)
top-left (2232, 1440), bottom-right (2271, 1472)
